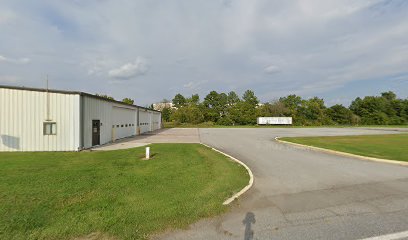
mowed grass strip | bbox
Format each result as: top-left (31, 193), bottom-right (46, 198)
top-left (280, 134), bottom-right (408, 162)
top-left (0, 143), bottom-right (249, 240)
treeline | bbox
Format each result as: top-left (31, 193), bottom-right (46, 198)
top-left (160, 90), bottom-right (408, 126)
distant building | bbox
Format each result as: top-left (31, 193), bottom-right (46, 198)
top-left (153, 102), bottom-right (175, 111)
top-left (0, 85), bottom-right (162, 152)
top-left (256, 103), bottom-right (264, 108)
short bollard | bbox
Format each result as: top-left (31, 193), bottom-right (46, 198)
top-left (145, 147), bottom-right (150, 159)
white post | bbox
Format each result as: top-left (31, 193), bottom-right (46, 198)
top-left (146, 147), bottom-right (150, 159)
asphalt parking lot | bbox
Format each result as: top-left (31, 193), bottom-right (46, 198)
top-left (156, 127), bottom-right (408, 240)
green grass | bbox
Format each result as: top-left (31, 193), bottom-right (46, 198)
top-left (163, 122), bottom-right (408, 129)
top-left (0, 144), bottom-right (249, 240)
top-left (280, 134), bottom-right (408, 162)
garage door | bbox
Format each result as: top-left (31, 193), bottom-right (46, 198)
top-left (139, 110), bottom-right (150, 134)
top-left (152, 112), bottom-right (161, 130)
top-left (112, 106), bottom-right (136, 140)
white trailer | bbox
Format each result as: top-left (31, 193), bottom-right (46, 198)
top-left (257, 117), bottom-right (292, 125)
top-left (0, 85), bottom-right (162, 151)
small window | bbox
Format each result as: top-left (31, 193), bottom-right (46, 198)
top-left (125, 124), bottom-right (128, 127)
top-left (117, 125), bottom-right (119, 128)
top-left (112, 125), bottom-right (115, 128)
top-left (43, 122), bottom-right (57, 135)
top-left (121, 124), bottom-right (124, 127)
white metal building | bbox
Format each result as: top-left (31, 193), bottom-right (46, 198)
top-left (0, 85), bottom-right (162, 152)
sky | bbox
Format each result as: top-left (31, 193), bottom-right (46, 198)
top-left (0, 0), bottom-right (407, 106)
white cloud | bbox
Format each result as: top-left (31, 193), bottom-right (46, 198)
top-left (108, 58), bottom-right (148, 80)
top-left (0, 55), bottom-right (30, 64)
top-left (264, 65), bottom-right (280, 74)
top-left (183, 80), bottom-right (207, 91)
top-left (0, 0), bottom-right (407, 105)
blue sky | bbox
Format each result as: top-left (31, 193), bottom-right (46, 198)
top-left (0, 0), bottom-right (407, 106)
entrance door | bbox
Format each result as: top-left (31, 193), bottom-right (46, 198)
top-left (92, 120), bottom-right (100, 146)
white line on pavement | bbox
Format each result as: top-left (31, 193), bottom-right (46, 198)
top-left (358, 230), bottom-right (408, 240)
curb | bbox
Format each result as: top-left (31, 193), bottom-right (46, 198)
top-left (200, 143), bottom-right (254, 205)
top-left (275, 137), bottom-right (408, 167)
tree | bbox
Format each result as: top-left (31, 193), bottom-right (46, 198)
top-left (381, 91), bottom-right (397, 101)
top-left (172, 93), bottom-right (187, 108)
top-left (326, 104), bottom-right (353, 125)
top-left (242, 90), bottom-right (259, 106)
top-left (187, 94), bottom-right (200, 105)
top-left (161, 107), bottom-right (172, 122)
top-left (227, 91), bottom-right (240, 105)
top-left (279, 94), bottom-right (302, 123)
top-left (297, 97), bottom-right (330, 125)
top-left (203, 91), bottom-right (228, 122)
top-left (171, 105), bottom-right (204, 124)
top-left (257, 101), bottom-right (290, 117)
top-left (122, 98), bottom-right (134, 105)
top-left (350, 96), bottom-right (389, 124)
top-left (234, 101), bottom-right (257, 125)
top-left (96, 94), bottom-right (115, 100)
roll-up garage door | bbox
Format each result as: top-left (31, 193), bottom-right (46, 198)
top-left (112, 106), bottom-right (136, 140)
top-left (139, 110), bottom-right (150, 134)
top-left (152, 112), bottom-right (161, 130)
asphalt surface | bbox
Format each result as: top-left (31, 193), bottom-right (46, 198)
top-left (156, 128), bottom-right (408, 240)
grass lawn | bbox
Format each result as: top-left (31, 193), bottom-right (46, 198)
top-left (0, 144), bottom-right (249, 240)
top-left (280, 134), bottom-right (408, 162)
top-left (163, 122), bottom-right (408, 129)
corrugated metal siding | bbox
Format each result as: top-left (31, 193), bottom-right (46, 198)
top-left (0, 88), bottom-right (80, 151)
top-left (82, 96), bottom-right (141, 149)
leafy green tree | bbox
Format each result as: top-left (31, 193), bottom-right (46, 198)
top-left (280, 95), bottom-right (302, 110)
top-left (227, 91), bottom-right (240, 105)
top-left (96, 94), bottom-right (115, 100)
top-left (229, 101), bottom-right (257, 125)
top-left (203, 91), bottom-right (228, 122)
top-left (172, 93), bottom-right (187, 108)
top-left (326, 104), bottom-right (354, 125)
top-left (171, 105), bottom-right (204, 124)
top-left (161, 107), bottom-right (172, 122)
top-left (257, 101), bottom-right (290, 117)
top-left (381, 91), bottom-right (397, 101)
top-left (242, 90), bottom-right (259, 106)
top-left (188, 94), bottom-right (200, 105)
top-left (350, 96), bottom-right (389, 124)
top-left (122, 98), bottom-right (134, 105)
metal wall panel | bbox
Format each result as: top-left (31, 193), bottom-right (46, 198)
top-left (0, 87), bottom-right (162, 151)
top-left (0, 88), bottom-right (80, 151)
top-left (82, 96), bottom-right (140, 148)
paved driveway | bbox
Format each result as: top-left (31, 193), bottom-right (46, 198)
top-left (91, 128), bottom-right (200, 150)
top-left (157, 128), bottom-right (408, 240)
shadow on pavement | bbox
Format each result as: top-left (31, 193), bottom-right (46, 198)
top-left (243, 212), bottom-right (256, 240)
